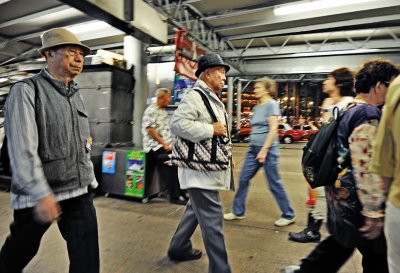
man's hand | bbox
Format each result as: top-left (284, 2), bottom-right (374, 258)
top-left (34, 194), bottom-right (61, 224)
top-left (212, 122), bottom-right (227, 136)
top-left (163, 144), bottom-right (172, 151)
top-left (359, 216), bottom-right (384, 240)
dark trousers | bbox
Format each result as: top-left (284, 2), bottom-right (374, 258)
top-left (298, 235), bottom-right (388, 273)
top-left (146, 148), bottom-right (181, 200)
top-left (0, 193), bottom-right (99, 273)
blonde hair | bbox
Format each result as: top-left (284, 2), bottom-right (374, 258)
top-left (155, 88), bottom-right (171, 98)
top-left (255, 77), bottom-right (276, 96)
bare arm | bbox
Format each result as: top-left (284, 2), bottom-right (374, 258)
top-left (256, 116), bottom-right (278, 164)
top-left (147, 127), bottom-right (171, 151)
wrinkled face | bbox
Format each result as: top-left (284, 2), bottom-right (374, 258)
top-left (47, 45), bottom-right (84, 78)
top-left (322, 75), bottom-right (338, 95)
top-left (157, 92), bottom-right (172, 108)
top-left (205, 66), bottom-right (226, 92)
top-left (253, 82), bottom-right (268, 99)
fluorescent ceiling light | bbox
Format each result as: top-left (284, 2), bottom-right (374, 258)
top-left (0, 0), bottom-right (11, 4)
top-left (65, 21), bottom-right (124, 41)
top-left (274, 0), bottom-right (377, 16)
top-left (292, 48), bottom-right (380, 57)
top-left (67, 21), bottom-right (112, 34)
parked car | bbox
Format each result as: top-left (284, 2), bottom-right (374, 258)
top-left (292, 125), bottom-right (318, 140)
top-left (278, 124), bottom-right (318, 144)
top-left (232, 127), bottom-right (251, 142)
top-left (233, 124), bottom-right (318, 144)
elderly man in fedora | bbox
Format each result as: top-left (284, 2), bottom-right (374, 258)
top-left (167, 53), bottom-right (232, 273)
top-left (0, 28), bottom-right (99, 273)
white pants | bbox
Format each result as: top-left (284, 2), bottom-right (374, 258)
top-left (310, 187), bottom-right (326, 220)
top-left (385, 201), bottom-right (400, 273)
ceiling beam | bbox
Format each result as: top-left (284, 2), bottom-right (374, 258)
top-left (221, 38), bottom-right (400, 59)
top-left (0, 5), bottom-right (70, 28)
top-left (225, 14), bottom-right (400, 40)
top-left (214, 0), bottom-right (400, 33)
top-left (58, 0), bottom-right (161, 44)
top-left (231, 52), bottom-right (400, 76)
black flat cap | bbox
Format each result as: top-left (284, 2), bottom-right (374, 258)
top-left (195, 53), bottom-right (230, 78)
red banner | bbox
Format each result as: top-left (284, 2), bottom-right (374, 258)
top-left (174, 29), bottom-right (206, 80)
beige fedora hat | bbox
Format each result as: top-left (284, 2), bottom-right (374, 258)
top-left (38, 28), bottom-right (91, 56)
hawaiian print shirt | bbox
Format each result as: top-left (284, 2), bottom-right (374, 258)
top-left (349, 120), bottom-right (386, 218)
top-left (142, 103), bottom-right (172, 153)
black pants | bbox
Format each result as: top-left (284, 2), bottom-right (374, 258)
top-left (0, 193), bottom-right (99, 273)
top-left (146, 148), bottom-right (181, 200)
top-left (298, 235), bottom-right (388, 273)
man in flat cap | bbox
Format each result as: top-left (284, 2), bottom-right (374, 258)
top-left (0, 28), bottom-right (99, 273)
top-left (167, 53), bottom-right (232, 273)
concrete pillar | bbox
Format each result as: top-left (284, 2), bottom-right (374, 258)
top-left (236, 80), bottom-right (242, 131)
top-left (124, 35), bottom-right (148, 148)
top-left (227, 77), bottom-right (234, 131)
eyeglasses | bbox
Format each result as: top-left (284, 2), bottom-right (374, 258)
top-left (384, 81), bottom-right (392, 87)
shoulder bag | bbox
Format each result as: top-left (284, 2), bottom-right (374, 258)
top-left (171, 88), bottom-right (232, 171)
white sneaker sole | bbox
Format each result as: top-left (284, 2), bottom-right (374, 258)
top-left (224, 214), bottom-right (246, 221)
top-left (274, 218), bottom-right (295, 227)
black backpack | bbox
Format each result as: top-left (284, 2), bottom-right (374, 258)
top-left (0, 78), bottom-right (37, 176)
top-left (302, 107), bottom-right (347, 188)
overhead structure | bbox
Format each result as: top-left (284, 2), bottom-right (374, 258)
top-left (147, 0), bottom-right (400, 75)
top-left (0, 0), bottom-right (400, 77)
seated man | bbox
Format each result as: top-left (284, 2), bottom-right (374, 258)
top-left (142, 88), bottom-right (187, 205)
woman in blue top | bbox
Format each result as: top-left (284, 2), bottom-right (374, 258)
top-left (224, 77), bottom-right (295, 226)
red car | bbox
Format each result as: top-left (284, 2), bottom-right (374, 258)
top-left (232, 127), bottom-right (251, 142)
top-left (278, 124), bottom-right (318, 144)
top-left (233, 124), bottom-right (318, 144)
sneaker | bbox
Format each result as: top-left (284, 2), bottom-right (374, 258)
top-left (224, 212), bottom-right (246, 221)
top-left (280, 265), bottom-right (300, 273)
top-left (274, 217), bottom-right (295, 227)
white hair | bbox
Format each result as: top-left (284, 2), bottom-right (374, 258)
top-left (155, 88), bottom-right (171, 98)
top-left (198, 71), bottom-right (206, 80)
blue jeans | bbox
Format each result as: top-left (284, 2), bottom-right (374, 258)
top-left (232, 145), bottom-right (295, 219)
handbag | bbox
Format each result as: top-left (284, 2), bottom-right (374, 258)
top-left (171, 88), bottom-right (232, 171)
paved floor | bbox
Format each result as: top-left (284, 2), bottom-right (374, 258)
top-left (0, 143), bottom-right (362, 273)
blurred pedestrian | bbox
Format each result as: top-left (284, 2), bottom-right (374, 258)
top-left (224, 77), bottom-right (295, 227)
top-left (370, 74), bottom-right (400, 273)
top-left (282, 59), bottom-right (399, 273)
top-left (289, 67), bottom-right (355, 243)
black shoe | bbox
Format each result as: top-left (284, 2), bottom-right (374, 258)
top-left (170, 196), bottom-right (187, 205)
top-left (168, 249), bottom-right (202, 261)
top-left (288, 228), bottom-right (321, 243)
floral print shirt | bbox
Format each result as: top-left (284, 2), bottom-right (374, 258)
top-left (141, 103), bottom-right (172, 153)
top-left (349, 120), bottom-right (386, 218)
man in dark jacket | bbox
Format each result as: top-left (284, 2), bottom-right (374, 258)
top-left (282, 59), bottom-right (399, 273)
top-left (0, 28), bottom-right (99, 273)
